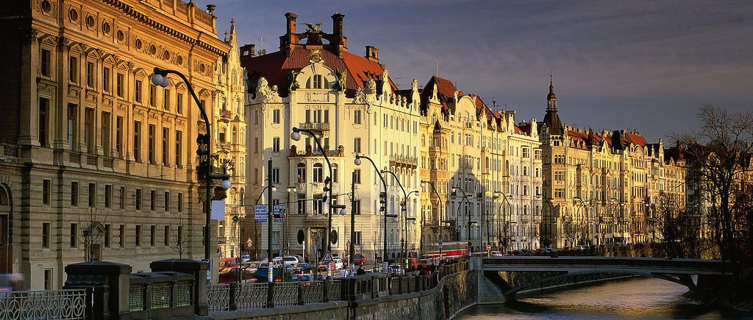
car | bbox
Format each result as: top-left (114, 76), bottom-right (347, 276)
top-left (218, 267), bottom-right (256, 283)
top-left (332, 258), bottom-right (344, 269)
top-left (254, 267), bottom-right (291, 282)
top-left (293, 273), bottom-right (314, 283)
top-left (282, 256), bottom-right (299, 266)
top-left (241, 255), bottom-right (251, 264)
top-left (352, 254), bottom-right (366, 265)
top-left (490, 251), bottom-right (503, 257)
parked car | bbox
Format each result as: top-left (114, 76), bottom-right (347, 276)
top-left (352, 254), bottom-right (366, 265)
top-left (241, 255), bottom-right (251, 264)
top-left (282, 256), bottom-right (299, 266)
top-left (293, 273), bottom-right (314, 283)
top-left (490, 251), bottom-right (503, 257)
top-left (332, 258), bottom-right (344, 269)
top-left (218, 267), bottom-right (256, 283)
top-left (254, 267), bottom-right (291, 282)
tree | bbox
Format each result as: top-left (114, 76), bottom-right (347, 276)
top-left (678, 106), bottom-right (753, 266)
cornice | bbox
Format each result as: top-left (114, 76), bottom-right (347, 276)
top-left (101, 0), bottom-right (229, 57)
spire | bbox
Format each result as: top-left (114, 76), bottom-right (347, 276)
top-left (543, 74), bottom-right (563, 135)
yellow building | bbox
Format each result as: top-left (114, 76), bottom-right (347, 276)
top-left (0, 0), bottom-right (229, 289)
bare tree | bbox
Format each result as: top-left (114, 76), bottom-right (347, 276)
top-left (678, 106), bottom-right (753, 266)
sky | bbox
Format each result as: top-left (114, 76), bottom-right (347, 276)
top-left (199, 0), bottom-right (752, 142)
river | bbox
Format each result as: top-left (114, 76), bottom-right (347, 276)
top-left (458, 277), bottom-right (752, 319)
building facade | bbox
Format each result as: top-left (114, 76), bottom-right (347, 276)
top-left (0, 0), bottom-right (230, 289)
top-left (539, 79), bottom-right (688, 248)
top-left (242, 13), bottom-right (421, 264)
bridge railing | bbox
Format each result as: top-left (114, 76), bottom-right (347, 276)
top-left (0, 289), bottom-right (87, 319)
top-left (207, 261), bottom-right (469, 313)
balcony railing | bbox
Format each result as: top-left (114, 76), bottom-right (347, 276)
top-left (299, 122), bottom-right (330, 132)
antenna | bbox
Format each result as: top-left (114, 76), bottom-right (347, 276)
top-left (434, 60), bottom-right (438, 78)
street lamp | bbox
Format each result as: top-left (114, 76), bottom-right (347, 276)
top-left (291, 127), bottom-right (344, 276)
top-left (451, 186), bottom-right (472, 254)
top-left (152, 67), bottom-right (229, 264)
top-left (354, 154), bottom-right (388, 270)
top-left (381, 170), bottom-right (408, 269)
top-left (573, 197), bottom-right (589, 246)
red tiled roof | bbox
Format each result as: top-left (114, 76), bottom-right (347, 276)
top-left (420, 76), bottom-right (459, 113)
top-left (626, 133), bottom-right (647, 147)
top-left (241, 47), bottom-right (396, 97)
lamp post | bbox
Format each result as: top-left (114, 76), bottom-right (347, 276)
top-left (405, 190), bottom-right (419, 260)
top-left (254, 184), bottom-right (277, 260)
top-left (381, 170), bottom-right (408, 268)
top-left (452, 186), bottom-right (472, 254)
top-left (354, 154), bottom-right (388, 269)
top-left (494, 192), bottom-right (511, 252)
top-left (151, 68), bottom-right (229, 265)
top-left (542, 200), bottom-right (555, 249)
top-left (421, 181), bottom-right (443, 264)
top-left (291, 127), bottom-right (344, 273)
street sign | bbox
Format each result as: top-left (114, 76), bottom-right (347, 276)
top-left (273, 205), bottom-right (287, 221)
top-left (254, 205), bottom-right (267, 222)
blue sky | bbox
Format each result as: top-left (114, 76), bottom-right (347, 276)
top-left (200, 0), bottom-right (752, 142)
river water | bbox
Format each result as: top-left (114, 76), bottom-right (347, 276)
top-left (458, 277), bottom-right (752, 319)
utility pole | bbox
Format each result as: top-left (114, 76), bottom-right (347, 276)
top-left (350, 171), bottom-right (356, 273)
top-left (267, 158), bottom-right (273, 283)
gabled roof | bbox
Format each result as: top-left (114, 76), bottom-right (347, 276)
top-left (241, 47), bottom-right (396, 97)
top-left (420, 76), bottom-right (459, 113)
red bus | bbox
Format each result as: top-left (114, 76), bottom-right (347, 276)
top-left (422, 241), bottom-right (469, 260)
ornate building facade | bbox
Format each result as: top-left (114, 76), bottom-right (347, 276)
top-left (0, 0), bottom-right (230, 289)
top-left (539, 79), bottom-right (687, 248)
top-left (242, 13), bottom-right (421, 263)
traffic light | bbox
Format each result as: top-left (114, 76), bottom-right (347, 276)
top-left (379, 192), bottom-right (387, 213)
top-left (195, 134), bottom-right (210, 179)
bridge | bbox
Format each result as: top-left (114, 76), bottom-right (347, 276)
top-left (480, 256), bottom-right (734, 297)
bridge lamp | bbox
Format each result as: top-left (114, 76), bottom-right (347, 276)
top-left (287, 186), bottom-right (297, 193)
top-left (290, 129), bottom-right (302, 141)
top-left (151, 69), bottom-right (171, 87)
top-left (221, 179), bottom-right (232, 190)
top-left (354, 156), bottom-right (361, 166)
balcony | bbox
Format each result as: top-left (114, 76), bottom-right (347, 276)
top-left (219, 109), bottom-right (233, 122)
top-left (289, 144), bottom-right (344, 158)
top-left (389, 154), bottom-right (418, 169)
top-left (298, 122), bottom-right (330, 132)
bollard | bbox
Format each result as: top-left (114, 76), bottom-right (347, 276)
top-left (229, 282), bottom-right (238, 311)
top-left (297, 282), bottom-right (304, 305)
top-left (267, 282), bottom-right (274, 308)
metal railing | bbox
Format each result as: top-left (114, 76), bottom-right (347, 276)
top-left (208, 262), bottom-right (470, 313)
top-left (0, 289), bottom-right (87, 320)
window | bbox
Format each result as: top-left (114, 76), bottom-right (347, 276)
top-left (354, 138), bottom-right (361, 154)
top-left (88, 183), bottom-right (96, 207)
top-left (135, 189), bottom-right (142, 210)
top-left (84, 108), bottom-right (94, 153)
top-left (162, 127), bottom-right (169, 166)
top-left (273, 109), bottom-right (280, 124)
top-left (272, 168), bottom-right (279, 184)
top-left (150, 225), bottom-right (155, 247)
top-left (135, 225), bottom-right (141, 247)
top-left (42, 179), bottom-right (50, 205)
top-left (135, 80), bottom-right (142, 103)
top-left (177, 193), bottom-right (183, 212)
top-left (101, 112), bottom-right (110, 153)
top-left (313, 164), bottom-right (323, 183)
top-left (69, 56), bottom-right (78, 83)
top-left (70, 223), bottom-right (77, 248)
top-left (86, 62), bottom-right (95, 87)
top-left (103, 67), bottom-right (110, 92)
top-left (254, 138), bottom-right (258, 153)
top-left (67, 104), bottom-right (77, 149)
top-left (273, 137), bottom-right (280, 152)
top-left (105, 185), bottom-right (112, 208)
top-left (175, 130), bottom-right (182, 167)
top-left (163, 88), bottom-right (170, 110)
top-left (150, 190), bottom-right (155, 210)
top-left (296, 163), bottom-right (306, 183)
top-left (71, 182), bottom-right (79, 206)
top-left (149, 85), bottom-right (156, 106)
top-left (353, 169), bottom-right (361, 184)
top-left (104, 224), bottom-right (110, 248)
top-left (41, 49), bottom-right (50, 77)
top-left (354, 110), bottom-right (361, 124)
top-left (522, 148), bottom-right (529, 158)
top-left (176, 93), bottom-right (183, 114)
top-left (39, 97), bottom-right (49, 146)
top-left (354, 231), bottom-right (362, 245)
top-left (164, 226), bottom-right (169, 246)
top-left (119, 225), bottom-right (125, 247)
top-left (116, 116), bottom-right (123, 155)
top-left (164, 192), bottom-right (169, 211)
top-left (44, 269), bottom-right (52, 290)
top-left (148, 124), bottom-right (156, 164)
top-left (353, 200), bottom-right (361, 214)
top-left (119, 187), bottom-right (125, 209)
top-left (42, 223), bottom-right (50, 248)
top-left (313, 75), bottom-right (322, 89)
top-left (555, 189), bottom-right (564, 198)
top-left (177, 226), bottom-right (183, 247)
top-left (116, 73), bottom-right (124, 97)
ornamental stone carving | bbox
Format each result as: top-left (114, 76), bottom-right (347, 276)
top-left (255, 77), bottom-right (280, 103)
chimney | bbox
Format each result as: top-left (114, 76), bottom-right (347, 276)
top-left (281, 12), bottom-right (298, 55)
top-left (332, 13), bottom-right (344, 39)
top-left (365, 46), bottom-right (379, 62)
top-left (240, 44), bottom-right (255, 58)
